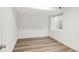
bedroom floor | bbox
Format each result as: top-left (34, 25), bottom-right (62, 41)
top-left (13, 37), bottom-right (76, 52)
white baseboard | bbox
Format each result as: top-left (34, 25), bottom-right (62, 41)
top-left (18, 29), bottom-right (48, 39)
top-left (49, 36), bottom-right (79, 51)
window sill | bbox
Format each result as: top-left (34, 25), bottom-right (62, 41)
top-left (50, 28), bottom-right (63, 32)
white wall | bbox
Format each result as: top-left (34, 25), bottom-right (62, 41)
top-left (14, 7), bottom-right (63, 38)
top-left (15, 12), bottom-right (49, 38)
top-left (49, 7), bottom-right (79, 51)
top-left (0, 13), bottom-right (3, 47)
top-left (17, 13), bottom-right (49, 30)
top-left (0, 7), bottom-right (17, 52)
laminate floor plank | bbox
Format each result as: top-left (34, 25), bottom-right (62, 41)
top-left (13, 37), bottom-right (76, 52)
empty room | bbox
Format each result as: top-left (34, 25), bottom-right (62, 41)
top-left (0, 7), bottom-right (79, 52)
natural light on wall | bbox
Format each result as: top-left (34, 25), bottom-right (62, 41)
top-left (31, 7), bottom-right (56, 10)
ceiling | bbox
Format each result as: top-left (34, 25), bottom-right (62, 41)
top-left (13, 7), bottom-right (63, 16)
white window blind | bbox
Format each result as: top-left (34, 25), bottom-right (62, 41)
top-left (50, 15), bottom-right (63, 30)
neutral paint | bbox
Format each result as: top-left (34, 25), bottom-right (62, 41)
top-left (0, 12), bottom-right (3, 48)
top-left (18, 29), bottom-right (48, 38)
top-left (14, 11), bottom-right (49, 38)
top-left (13, 7), bottom-right (63, 38)
top-left (0, 7), bottom-right (79, 52)
top-left (16, 12), bottom-right (49, 30)
top-left (0, 8), bottom-right (17, 52)
top-left (14, 7), bottom-right (63, 16)
top-left (49, 7), bottom-right (79, 51)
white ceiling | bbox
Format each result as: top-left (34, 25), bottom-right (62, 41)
top-left (13, 7), bottom-right (63, 16)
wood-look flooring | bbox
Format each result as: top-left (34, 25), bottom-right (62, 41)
top-left (13, 37), bottom-right (76, 52)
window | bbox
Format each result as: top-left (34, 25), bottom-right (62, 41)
top-left (50, 14), bottom-right (63, 31)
